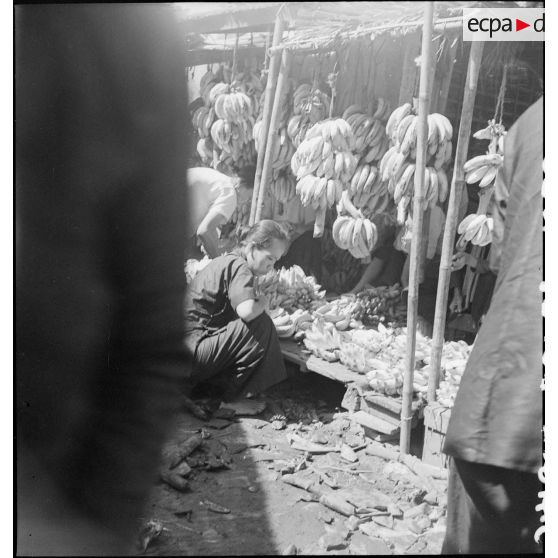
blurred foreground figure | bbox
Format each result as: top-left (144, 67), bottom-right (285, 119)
top-left (16, 5), bottom-right (188, 555)
top-left (442, 98), bottom-right (543, 554)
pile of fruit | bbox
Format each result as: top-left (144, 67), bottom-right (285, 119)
top-left (303, 318), bottom-right (344, 362)
top-left (257, 265), bottom-right (326, 313)
top-left (342, 103), bottom-right (390, 162)
top-left (269, 307), bottom-right (314, 338)
top-left (352, 285), bottom-right (406, 327)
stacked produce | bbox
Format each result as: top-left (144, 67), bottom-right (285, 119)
top-left (286, 83), bottom-right (331, 148)
top-left (423, 340), bottom-right (472, 407)
top-left (381, 103), bottom-right (453, 226)
top-left (269, 307), bottom-right (314, 338)
top-left (192, 68), bottom-right (263, 172)
top-left (291, 118), bottom-right (358, 237)
top-left (463, 153), bottom-right (503, 187)
top-left (352, 285), bottom-right (406, 327)
top-left (257, 265), bottom-right (326, 313)
top-left (332, 191), bottom-right (378, 259)
top-left (228, 197), bottom-right (251, 229)
top-left (303, 318), bottom-right (344, 362)
top-left (269, 169), bottom-right (297, 205)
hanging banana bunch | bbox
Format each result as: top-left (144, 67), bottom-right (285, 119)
top-left (291, 118), bottom-right (358, 237)
top-left (463, 119), bottom-right (506, 188)
top-left (287, 83), bottom-right (331, 148)
top-left (332, 191), bottom-right (378, 260)
top-left (270, 169), bottom-right (297, 205)
top-left (381, 102), bottom-right (453, 225)
top-left (342, 103), bottom-right (390, 162)
top-left (456, 187), bottom-right (494, 248)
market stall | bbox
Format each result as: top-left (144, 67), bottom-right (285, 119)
top-left (184, 1), bottom-right (543, 457)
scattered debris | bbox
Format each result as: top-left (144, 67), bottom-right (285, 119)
top-left (404, 502), bottom-right (430, 519)
top-left (160, 469), bottom-right (190, 492)
top-left (201, 499), bottom-right (231, 514)
top-left (318, 532), bottom-right (348, 551)
top-left (349, 532), bottom-right (392, 555)
top-left (163, 432), bottom-right (204, 469)
top-left (173, 510), bottom-right (193, 522)
top-left (205, 418), bottom-right (233, 430)
top-left (137, 519), bottom-right (166, 553)
top-left (202, 528), bottom-right (223, 543)
top-left (340, 444), bottom-right (359, 463)
top-left (271, 414), bottom-right (288, 430)
top-left (219, 399), bottom-right (267, 416)
top-left (287, 432), bottom-right (340, 454)
top-left (282, 543), bottom-right (298, 555)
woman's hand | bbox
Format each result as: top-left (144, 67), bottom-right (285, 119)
top-left (449, 287), bottom-right (463, 314)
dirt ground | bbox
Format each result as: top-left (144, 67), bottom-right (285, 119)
top-left (139, 370), bottom-right (447, 556)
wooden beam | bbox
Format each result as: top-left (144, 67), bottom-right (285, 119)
top-left (427, 41), bottom-right (485, 403)
top-left (254, 48), bottom-right (292, 223)
top-left (249, 16), bottom-right (286, 226)
top-left (400, 1), bottom-right (434, 455)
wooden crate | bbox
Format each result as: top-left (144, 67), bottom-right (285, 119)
top-left (422, 403), bottom-right (452, 469)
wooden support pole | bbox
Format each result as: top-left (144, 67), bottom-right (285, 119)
top-left (254, 48), bottom-right (292, 223)
top-left (436, 34), bottom-right (459, 115)
top-left (400, 1), bottom-right (434, 455)
top-left (427, 41), bottom-right (485, 403)
top-left (249, 16), bottom-right (286, 226)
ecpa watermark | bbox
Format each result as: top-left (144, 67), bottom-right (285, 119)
top-left (463, 8), bottom-right (544, 41)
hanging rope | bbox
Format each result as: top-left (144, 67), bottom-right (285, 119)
top-left (494, 64), bottom-right (508, 125)
top-left (231, 32), bottom-right (240, 81)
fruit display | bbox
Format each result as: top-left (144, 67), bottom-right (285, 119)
top-left (270, 169), bottom-right (297, 205)
top-left (286, 84), bottom-right (331, 148)
top-left (352, 285), bottom-right (407, 327)
top-left (257, 265), bottom-right (326, 313)
top-left (303, 318), bottom-right (344, 362)
top-left (456, 176), bottom-right (494, 248)
top-left (381, 103), bottom-right (453, 226)
top-left (332, 191), bottom-right (378, 259)
top-left (269, 307), bottom-right (314, 338)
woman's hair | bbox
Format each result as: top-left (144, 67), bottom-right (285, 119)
top-left (233, 220), bottom-right (289, 254)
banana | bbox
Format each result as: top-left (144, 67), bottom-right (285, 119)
top-left (427, 167), bottom-right (439, 208)
top-left (355, 165), bottom-right (370, 194)
top-left (396, 114), bottom-right (416, 145)
top-left (463, 154), bottom-right (497, 173)
top-left (437, 168), bottom-right (449, 203)
top-left (350, 166), bottom-right (363, 195)
top-left (464, 214), bottom-right (486, 241)
top-left (466, 164), bottom-right (490, 184)
top-left (342, 104), bottom-right (364, 121)
top-left (479, 165), bottom-right (498, 188)
top-left (400, 116), bottom-right (418, 155)
top-left (386, 103), bottom-right (412, 142)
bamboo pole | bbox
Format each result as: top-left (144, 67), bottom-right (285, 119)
top-left (436, 34), bottom-right (459, 115)
top-left (249, 16), bottom-right (286, 226)
top-left (427, 41), bottom-right (485, 402)
top-left (400, 2), bottom-right (434, 455)
top-left (254, 48), bottom-right (292, 223)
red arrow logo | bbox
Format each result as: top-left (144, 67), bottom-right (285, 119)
top-left (516, 18), bottom-right (530, 31)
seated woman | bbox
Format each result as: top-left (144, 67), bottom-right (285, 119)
top-left (184, 220), bottom-right (290, 413)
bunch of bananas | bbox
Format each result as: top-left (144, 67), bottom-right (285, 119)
top-left (385, 103), bottom-right (453, 167)
top-left (199, 69), bottom-right (219, 107)
top-left (270, 170), bottom-right (297, 205)
top-left (332, 191), bottom-right (378, 259)
top-left (463, 153), bottom-right (503, 186)
top-left (291, 119), bottom-right (358, 183)
top-left (192, 106), bottom-right (216, 139)
top-left (253, 125), bottom-right (296, 171)
top-left (457, 213), bottom-right (493, 247)
top-left (342, 104), bottom-right (390, 162)
top-left (381, 103), bottom-right (453, 226)
top-left (348, 163), bottom-right (391, 215)
top-left (287, 84), bottom-right (331, 148)
top-left (291, 119), bottom-right (358, 237)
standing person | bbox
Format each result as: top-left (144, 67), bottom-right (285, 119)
top-left (186, 166), bottom-right (254, 259)
top-left (442, 97), bottom-right (543, 554)
top-left (184, 220), bottom-right (290, 410)
top-left (16, 5), bottom-right (188, 555)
